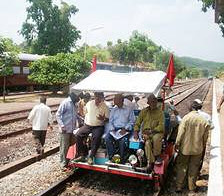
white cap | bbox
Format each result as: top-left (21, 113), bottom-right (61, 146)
top-left (194, 99), bottom-right (202, 105)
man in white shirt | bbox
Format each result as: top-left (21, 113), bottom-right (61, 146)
top-left (28, 96), bottom-right (52, 155)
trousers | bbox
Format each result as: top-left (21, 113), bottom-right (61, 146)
top-left (175, 152), bottom-right (202, 191)
top-left (105, 130), bottom-right (129, 161)
top-left (144, 133), bottom-right (163, 163)
top-left (76, 124), bottom-right (104, 157)
top-left (32, 130), bottom-right (47, 153)
top-left (59, 133), bottom-right (75, 168)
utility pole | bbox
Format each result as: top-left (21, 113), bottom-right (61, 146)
top-left (84, 25), bottom-right (104, 60)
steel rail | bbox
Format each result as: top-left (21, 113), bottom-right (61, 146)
top-left (35, 170), bottom-right (86, 196)
top-left (0, 144), bottom-right (59, 179)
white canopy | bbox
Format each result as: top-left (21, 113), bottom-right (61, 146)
top-left (72, 70), bottom-right (166, 96)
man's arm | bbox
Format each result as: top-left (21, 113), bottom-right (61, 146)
top-left (27, 106), bottom-right (36, 123)
top-left (125, 110), bottom-right (135, 131)
top-left (175, 118), bottom-right (186, 147)
top-left (134, 110), bottom-right (143, 132)
top-left (56, 102), bottom-right (66, 129)
top-left (203, 125), bottom-right (210, 148)
top-left (108, 109), bottom-right (115, 131)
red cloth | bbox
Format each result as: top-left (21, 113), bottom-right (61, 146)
top-left (166, 54), bottom-right (176, 86)
top-left (91, 55), bottom-right (97, 73)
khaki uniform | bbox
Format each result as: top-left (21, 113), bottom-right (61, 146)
top-left (175, 111), bottom-right (211, 190)
top-left (134, 106), bottom-right (164, 163)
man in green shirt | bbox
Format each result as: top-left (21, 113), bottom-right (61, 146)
top-left (175, 102), bottom-right (211, 193)
top-left (134, 93), bottom-right (164, 170)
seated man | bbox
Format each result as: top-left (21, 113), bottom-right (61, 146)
top-left (75, 92), bottom-right (109, 165)
top-left (105, 94), bottom-right (135, 163)
top-left (134, 93), bottom-right (164, 170)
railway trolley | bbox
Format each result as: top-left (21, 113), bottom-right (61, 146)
top-left (67, 70), bottom-right (175, 193)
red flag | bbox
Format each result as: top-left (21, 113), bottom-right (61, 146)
top-left (91, 55), bottom-right (97, 73)
top-left (166, 54), bottom-right (176, 86)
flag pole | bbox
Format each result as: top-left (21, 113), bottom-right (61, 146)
top-left (91, 54), bottom-right (97, 73)
top-left (162, 54), bottom-right (175, 110)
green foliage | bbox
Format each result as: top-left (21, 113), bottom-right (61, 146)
top-left (179, 56), bottom-right (224, 75)
top-left (199, 0), bottom-right (224, 36)
top-left (28, 53), bottom-right (90, 85)
top-left (177, 67), bottom-right (200, 79)
top-left (19, 41), bottom-right (32, 53)
top-left (21, 0), bottom-right (81, 55)
top-left (77, 45), bottom-right (110, 62)
top-left (199, 0), bottom-right (214, 11)
top-left (0, 37), bottom-right (19, 76)
top-left (153, 50), bottom-right (185, 75)
top-left (108, 31), bottom-right (160, 65)
top-left (75, 30), bottom-right (222, 79)
top-left (214, 65), bottom-right (224, 78)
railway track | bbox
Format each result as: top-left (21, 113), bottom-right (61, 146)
top-left (0, 145), bottom-right (59, 179)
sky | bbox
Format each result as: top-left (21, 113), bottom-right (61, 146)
top-left (0, 0), bottom-right (224, 62)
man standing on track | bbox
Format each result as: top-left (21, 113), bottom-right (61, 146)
top-left (56, 92), bottom-right (79, 170)
top-left (28, 96), bottom-right (52, 155)
top-left (175, 101), bottom-right (212, 194)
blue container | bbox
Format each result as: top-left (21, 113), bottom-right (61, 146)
top-left (94, 157), bottom-right (109, 165)
top-left (129, 141), bottom-right (143, 149)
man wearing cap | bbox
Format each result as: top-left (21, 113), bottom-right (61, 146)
top-left (56, 92), bottom-right (79, 170)
top-left (175, 101), bottom-right (212, 193)
top-left (134, 93), bottom-right (164, 170)
top-left (75, 92), bottom-right (110, 165)
top-left (193, 99), bottom-right (213, 126)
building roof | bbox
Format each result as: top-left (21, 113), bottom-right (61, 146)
top-left (18, 53), bottom-right (45, 61)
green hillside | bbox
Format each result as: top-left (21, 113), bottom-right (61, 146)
top-left (179, 56), bottom-right (224, 71)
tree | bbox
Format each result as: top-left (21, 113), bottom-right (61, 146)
top-left (28, 53), bottom-right (90, 92)
top-left (177, 67), bottom-right (201, 79)
top-left (153, 50), bottom-right (186, 75)
top-left (77, 45), bottom-right (111, 62)
top-left (199, 0), bottom-right (224, 36)
top-left (0, 37), bottom-right (19, 101)
top-left (21, 0), bottom-right (81, 55)
top-left (108, 31), bottom-right (160, 65)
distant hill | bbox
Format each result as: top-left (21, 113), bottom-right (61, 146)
top-left (179, 56), bottom-right (224, 71)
